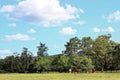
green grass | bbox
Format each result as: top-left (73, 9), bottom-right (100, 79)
top-left (0, 73), bottom-right (119, 80)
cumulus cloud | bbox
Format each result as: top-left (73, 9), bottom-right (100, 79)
top-left (59, 27), bottom-right (77, 35)
top-left (93, 27), bottom-right (100, 33)
top-left (93, 27), bottom-right (115, 33)
top-left (0, 0), bottom-right (83, 26)
top-left (27, 28), bottom-right (36, 33)
top-left (104, 10), bottom-right (120, 22)
top-left (102, 26), bottom-right (114, 32)
top-left (5, 33), bottom-right (36, 41)
top-left (8, 23), bottom-right (16, 27)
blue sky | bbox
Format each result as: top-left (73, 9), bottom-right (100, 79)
top-left (0, 0), bottom-right (120, 58)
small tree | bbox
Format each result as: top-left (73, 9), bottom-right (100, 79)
top-left (19, 48), bottom-right (33, 73)
top-left (68, 53), bottom-right (93, 72)
top-left (35, 56), bottom-right (51, 73)
top-left (37, 42), bottom-right (48, 57)
top-left (57, 55), bottom-right (69, 72)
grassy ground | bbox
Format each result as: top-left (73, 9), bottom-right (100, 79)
top-left (0, 73), bottom-right (119, 80)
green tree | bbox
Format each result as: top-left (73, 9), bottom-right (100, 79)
top-left (80, 56), bottom-right (94, 71)
top-left (81, 37), bottom-right (93, 58)
top-left (69, 53), bottom-right (93, 72)
top-left (37, 42), bottom-right (48, 57)
top-left (112, 44), bottom-right (120, 71)
top-left (92, 34), bottom-right (112, 71)
top-left (64, 37), bottom-right (81, 56)
top-left (69, 53), bottom-right (81, 71)
top-left (35, 56), bottom-right (51, 73)
top-left (104, 40), bottom-right (118, 71)
top-left (19, 48), bottom-right (33, 73)
top-left (57, 55), bottom-right (69, 72)
top-left (51, 54), bottom-right (62, 72)
top-left (2, 56), bottom-right (16, 72)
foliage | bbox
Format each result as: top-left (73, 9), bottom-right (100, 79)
top-left (81, 37), bottom-right (93, 58)
top-left (69, 53), bottom-right (93, 71)
top-left (112, 44), bottom-right (120, 71)
top-left (35, 56), bottom-right (51, 73)
top-left (57, 55), bottom-right (69, 72)
top-left (0, 34), bottom-right (120, 73)
top-left (64, 37), bottom-right (81, 55)
top-left (37, 42), bottom-right (48, 57)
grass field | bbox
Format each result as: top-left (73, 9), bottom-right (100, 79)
top-left (0, 73), bottom-right (120, 80)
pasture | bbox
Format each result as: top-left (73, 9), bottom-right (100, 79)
top-left (0, 73), bottom-right (119, 80)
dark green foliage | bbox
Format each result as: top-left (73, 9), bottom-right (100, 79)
top-left (68, 53), bottom-right (93, 72)
top-left (37, 42), bottom-right (48, 57)
top-left (57, 55), bottom-right (69, 72)
top-left (81, 37), bottom-right (93, 58)
top-left (35, 56), bottom-right (51, 73)
top-left (64, 37), bottom-right (81, 55)
top-left (112, 44), bottom-right (120, 71)
top-left (18, 48), bottom-right (34, 73)
top-left (0, 34), bottom-right (120, 73)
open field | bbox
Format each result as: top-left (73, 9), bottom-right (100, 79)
top-left (0, 73), bottom-right (120, 80)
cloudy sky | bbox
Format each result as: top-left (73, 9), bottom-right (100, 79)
top-left (0, 0), bottom-right (120, 58)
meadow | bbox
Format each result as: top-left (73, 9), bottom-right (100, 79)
top-left (0, 73), bottom-right (119, 80)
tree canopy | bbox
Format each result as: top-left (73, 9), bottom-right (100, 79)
top-left (0, 34), bottom-right (120, 73)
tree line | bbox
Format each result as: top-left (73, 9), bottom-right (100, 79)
top-left (0, 34), bottom-right (120, 73)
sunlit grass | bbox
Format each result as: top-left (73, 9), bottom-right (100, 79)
top-left (0, 73), bottom-right (119, 80)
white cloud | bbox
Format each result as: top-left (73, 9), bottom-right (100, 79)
top-left (0, 0), bottom-right (83, 26)
top-left (75, 21), bottom-right (85, 25)
top-left (27, 28), bottom-right (36, 33)
top-left (104, 10), bottom-right (120, 22)
top-left (93, 27), bottom-right (100, 33)
top-left (93, 27), bottom-right (115, 33)
top-left (59, 27), bottom-right (77, 35)
top-left (0, 49), bottom-right (12, 58)
top-left (102, 26), bottom-right (114, 32)
top-left (0, 49), bottom-right (12, 54)
top-left (0, 5), bottom-right (14, 12)
top-left (5, 33), bottom-right (36, 41)
top-left (108, 27), bottom-right (114, 32)
top-left (8, 23), bottom-right (16, 27)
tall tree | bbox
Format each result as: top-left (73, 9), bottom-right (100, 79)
top-left (81, 37), bottom-right (93, 58)
top-left (37, 42), bottom-right (48, 57)
top-left (112, 44), bottom-right (120, 71)
top-left (64, 37), bottom-right (81, 56)
top-left (92, 34), bottom-right (112, 71)
top-left (19, 48), bottom-right (33, 73)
